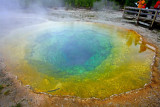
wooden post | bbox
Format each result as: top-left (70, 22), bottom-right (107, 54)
top-left (122, 7), bottom-right (126, 18)
top-left (136, 8), bottom-right (141, 25)
top-left (150, 10), bottom-right (158, 29)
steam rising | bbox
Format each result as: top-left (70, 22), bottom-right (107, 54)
top-left (0, 0), bottom-right (52, 37)
top-left (0, 0), bottom-right (120, 38)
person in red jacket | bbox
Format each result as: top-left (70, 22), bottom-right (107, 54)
top-left (152, 0), bottom-right (160, 19)
top-left (154, 0), bottom-right (160, 9)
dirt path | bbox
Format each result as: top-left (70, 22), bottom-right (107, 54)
top-left (0, 9), bottom-right (160, 107)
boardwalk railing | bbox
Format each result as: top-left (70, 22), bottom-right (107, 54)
top-left (123, 7), bottom-right (160, 28)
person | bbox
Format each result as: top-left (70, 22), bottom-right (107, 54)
top-left (154, 0), bottom-right (160, 9)
top-left (146, 0), bottom-right (152, 9)
top-left (137, 0), bottom-right (146, 8)
top-left (142, 3), bottom-right (147, 8)
top-left (151, 0), bottom-right (160, 19)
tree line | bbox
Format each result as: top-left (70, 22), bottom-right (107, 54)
top-left (20, 0), bottom-right (159, 9)
top-left (65, 0), bottom-right (158, 8)
top-left (65, 0), bottom-right (101, 8)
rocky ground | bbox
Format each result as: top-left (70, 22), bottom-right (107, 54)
top-left (0, 9), bottom-right (160, 107)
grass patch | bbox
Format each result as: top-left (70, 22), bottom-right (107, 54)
top-left (0, 85), bottom-right (4, 92)
top-left (4, 90), bottom-right (10, 95)
top-left (15, 103), bottom-right (21, 107)
top-left (87, 15), bottom-right (95, 17)
top-left (11, 103), bottom-right (22, 107)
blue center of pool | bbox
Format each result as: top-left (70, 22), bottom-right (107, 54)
top-left (27, 28), bottom-right (112, 75)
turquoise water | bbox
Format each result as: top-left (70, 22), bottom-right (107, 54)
top-left (26, 26), bottom-right (112, 76)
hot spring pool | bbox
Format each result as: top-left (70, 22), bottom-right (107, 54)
top-left (0, 22), bottom-right (155, 99)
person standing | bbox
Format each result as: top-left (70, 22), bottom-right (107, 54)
top-left (137, 0), bottom-right (146, 8)
top-left (151, 0), bottom-right (160, 19)
top-left (154, 0), bottom-right (160, 9)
